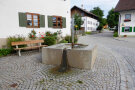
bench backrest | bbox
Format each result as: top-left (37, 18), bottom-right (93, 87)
top-left (11, 40), bottom-right (44, 46)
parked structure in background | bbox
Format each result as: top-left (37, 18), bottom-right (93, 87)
top-left (115, 0), bottom-right (135, 36)
top-left (103, 24), bottom-right (108, 29)
top-left (0, 0), bottom-right (71, 48)
top-left (71, 6), bottom-right (99, 32)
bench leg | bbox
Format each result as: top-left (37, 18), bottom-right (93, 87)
top-left (18, 50), bottom-right (21, 56)
top-left (39, 47), bottom-right (41, 52)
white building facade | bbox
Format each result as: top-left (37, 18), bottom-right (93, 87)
top-left (115, 0), bottom-right (135, 36)
top-left (0, 0), bottom-right (71, 48)
top-left (118, 11), bottom-right (135, 36)
top-left (71, 6), bottom-right (99, 32)
top-left (82, 17), bottom-right (99, 32)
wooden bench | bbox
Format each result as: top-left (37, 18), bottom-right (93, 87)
top-left (11, 40), bottom-right (48, 56)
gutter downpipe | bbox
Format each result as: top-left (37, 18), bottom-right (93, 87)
top-left (118, 14), bottom-right (121, 37)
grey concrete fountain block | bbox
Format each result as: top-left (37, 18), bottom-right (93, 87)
top-left (42, 44), bottom-right (97, 70)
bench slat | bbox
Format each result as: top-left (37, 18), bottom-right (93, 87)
top-left (11, 40), bottom-right (44, 46)
top-left (14, 45), bottom-right (48, 50)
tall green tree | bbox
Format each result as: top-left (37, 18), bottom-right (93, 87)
top-left (90, 7), bottom-right (104, 18)
top-left (74, 14), bottom-right (83, 30)
top-left (102, 18), bottom-right (107, 26)
top-left (90, 7), bottom-right (104, 31)
top-left (107, 8), bottom-right (119, 30)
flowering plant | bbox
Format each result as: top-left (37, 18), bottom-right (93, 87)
top-left (28, 29), bottom-right (37, 40)
top-left (39, 32), bottom-right (46, 39)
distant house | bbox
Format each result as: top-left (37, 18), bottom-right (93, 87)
top-left (0, 0), bottom-right (71, 48)
top-left (115, 0), bottom-right (135, 36)
top-left (71, 6), bottom-right (99, 32)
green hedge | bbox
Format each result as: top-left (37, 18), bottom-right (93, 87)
top-left (43, 36), bottom-right (56, 46)
top-left (0, 49), bottom-right (12, 57)
top-left (59, 40), bottom-right (68, 43)
top-left (65, 35), bottom-right (78, 43)
top-left (85, 32), bottom-right (91, 35)
top-left (113, 32), bottom-right (118, 37)
top-left (7, 35), bottom-right (25, 51)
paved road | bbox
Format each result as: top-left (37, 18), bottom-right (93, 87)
top-left (0, 30), bottom-right (135, 90)
top-left (78, 30), bottom-right (135, 90)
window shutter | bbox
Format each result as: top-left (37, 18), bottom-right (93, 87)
top-left (48, 16), bottom-right (53, 28)
top-left (134, 27), bottom-right (135, 32)
top-left (18, 12), bottom-right (27, 27)
top-left (130, 27), bottom-right (132, 32)
top-left (122, 27), bottom-right (125, 32)
top-left (40, 15), bottom-right (45, 27)
top-left (62, 17), bottom-right (66, 28)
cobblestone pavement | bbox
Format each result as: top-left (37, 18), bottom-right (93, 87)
top-left (78, 30), bottom-right (135, 90)
top-left (0, 30), bottom-right (134, 90)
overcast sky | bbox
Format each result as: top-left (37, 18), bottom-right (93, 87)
top-left (71, 0), bottom-right (119, 18)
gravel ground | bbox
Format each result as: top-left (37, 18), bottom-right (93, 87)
top-left (0, 30), bottom-right (134, 90)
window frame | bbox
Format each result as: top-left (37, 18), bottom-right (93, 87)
top-left (52, 16), bottom-right (62, 28)
top-left (26, 13), bottom-right (40, 28)
top-left (124, 14), bottom-right (131, 22)
top-left (124, 26), bottom-right (130, 32)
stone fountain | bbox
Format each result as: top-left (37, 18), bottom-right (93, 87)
top-left (42, 43), bottom-right (97, 70)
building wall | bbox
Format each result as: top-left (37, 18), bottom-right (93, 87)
top-left (71, 8), bottom-right (99, 32)
top-left (0, 0), bottom-right (71, 48)
top-left (119, 10), bottom-right (135, 36)
top-left (82, 17), bottom-right (99, 32)
top-left (71, 8), bottom-right (87, 18)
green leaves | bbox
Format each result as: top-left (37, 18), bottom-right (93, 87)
top-left (74, 14), bottom-right (83, 30)
top-left (90, 7), bottom-right (104, 31)
top-left (90, 7), bottom-right (104, 18)
top-left (0, 49), bottom-right (12, 57)
top-left (107, 8), bottom-right (119, 29)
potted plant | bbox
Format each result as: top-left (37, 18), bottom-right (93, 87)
top-left (124, 35), bottom-right (127, 37)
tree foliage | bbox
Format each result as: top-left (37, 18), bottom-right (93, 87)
top-left (90, 7), bottom-right (104, 31)
top-left (74, 14), bottom-right (83, 30)
top-left (107, 8), bottom-right (119, 29)
top-left (90, 7), bottom-right (104, 18)
top-left (102, 18), bottom-right (107, 26)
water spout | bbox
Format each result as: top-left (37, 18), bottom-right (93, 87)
top-left (58, 48), bottom-right (69, 72)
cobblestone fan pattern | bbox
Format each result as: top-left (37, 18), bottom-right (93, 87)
top-left (0, 46), bottom-right (120, 90)
top-left (78, 31), bottom-right (135, 90)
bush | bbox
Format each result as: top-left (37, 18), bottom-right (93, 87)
top-left (7, 35), bottom-right (25, 50)
top-left (28, 29), bottom-right (37, 40)
top-left (85, 32), bottom-right (91, 35)
top-left (46, 31), bottom-right (52, 36)
top-left (43, 36), bottom-right (56, 46)
top-left (65, 35), bottom-right (78, 43)
top-left (45, 31), bottom-right (58, 40)
top-left (0, 49), bottom-right (12, 57)
top-left (97, 23), bottom-right (103, 32)
top-left (113, 32), bottom-right (118, 37)
top-left (59, 40), bottom-right (68, 43)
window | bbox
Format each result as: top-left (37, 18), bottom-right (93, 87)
top-left (52, 16), bottom-right (62, 28)
top-left (96, 23), bottom-right (98, 26)
top-left (125, 14), bottom-right (131, 22)
top-left (81, 13), bottom-right (84, 17)
top-left (26, 13), bottom-right (40, 28)
top-left (124, 27), bottom-right (130, 32)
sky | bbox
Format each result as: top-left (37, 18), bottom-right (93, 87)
top-left (71, 0), bottom-right (119, 18)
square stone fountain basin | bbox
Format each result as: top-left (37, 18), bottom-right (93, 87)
top-left (42, 43), bottom-right (97, 70)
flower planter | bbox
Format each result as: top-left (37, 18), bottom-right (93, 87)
top-left (124, 19), bottom-right (131, 22)
top-left (124, 35), bottom-right (127, 37)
